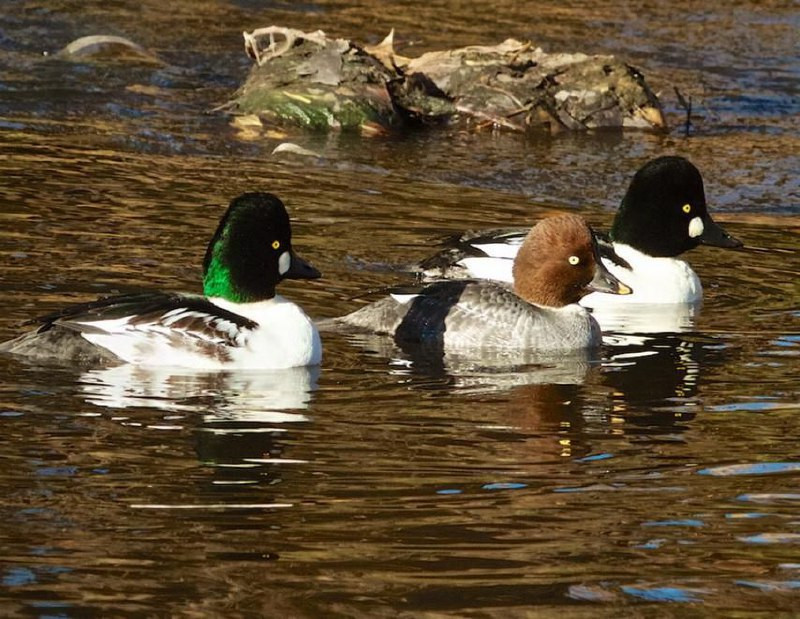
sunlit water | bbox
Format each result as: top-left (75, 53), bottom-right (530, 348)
top-left (1, 0), bottom-right (798, 615)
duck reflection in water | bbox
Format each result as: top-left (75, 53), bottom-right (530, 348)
top-left (79, 364), bottom-right (319, 482)
top-left (479, 335), bottom-right (715, 465)
top-left (80, 364), bottom-right (319, 419)
top-left (338, 327), bottom-right (716, 449)
top-left (601, 333), bottom-right (724, 429)
top-left (340, 329), bottom-right (598, 393)
top-left (487, 335), bottom-right (709, 428)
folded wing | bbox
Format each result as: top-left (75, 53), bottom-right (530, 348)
top-left (31, 292), bottom-right (258, 364)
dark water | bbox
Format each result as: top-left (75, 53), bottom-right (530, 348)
top-left (1, 1), bottom-right (799, 615)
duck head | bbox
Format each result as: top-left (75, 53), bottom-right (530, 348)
top-left (611, 156), bottom-right (743, 257)
top-left (202, 192), bottom-right (320, 303)
top-left (512, 213), bottom-right (632, 307)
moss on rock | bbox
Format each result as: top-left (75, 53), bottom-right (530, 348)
top-left (228, 27), bottom-right (665, 136)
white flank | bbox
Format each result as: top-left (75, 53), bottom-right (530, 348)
top-left (473, 241), bottom-right (522, 259)
top-left (459, 256), bottom-right (514, 283)
top-left (76, 296), bottom-right (320, 370)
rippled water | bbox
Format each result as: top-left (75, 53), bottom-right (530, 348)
top-left (1, 1), bottom-right (799, 615)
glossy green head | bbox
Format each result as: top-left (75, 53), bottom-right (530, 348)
top-left (202, 193), bottom-right (320, 303)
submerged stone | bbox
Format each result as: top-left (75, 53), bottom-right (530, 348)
top-left (228, 27), bottom-right (665, 135)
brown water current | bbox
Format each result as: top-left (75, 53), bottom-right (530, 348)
top-left (0, 0), bottom-right (799, 616)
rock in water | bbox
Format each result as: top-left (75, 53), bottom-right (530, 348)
top-left (228, 27), bottom-right (665, 135)
top-left (404, 40), bottom-right (665, 131)
top-left (235, 27), bottom-right (402, 134)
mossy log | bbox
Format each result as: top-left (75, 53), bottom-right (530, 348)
top-left (229, 27), bottom-right (665, 136)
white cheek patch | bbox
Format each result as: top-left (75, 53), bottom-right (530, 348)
top-left (688, 216), bottom-right (704, 239)
top-left (278, 251), bottom-right (291, 275)
top-left (390, 293), bottom-right (418, 305)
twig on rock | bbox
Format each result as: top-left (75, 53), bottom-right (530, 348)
top-left (243, 26), bottom-right (328, 66)
top-left (674, 86), bottom-right (693, 136)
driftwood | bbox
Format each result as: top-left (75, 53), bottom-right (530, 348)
top-left (229, 27), bottom-right (665, 135)
top-left (55, 35), bottom-right (163, 65)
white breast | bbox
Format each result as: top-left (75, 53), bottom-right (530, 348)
top-left (212, 296), bottom-right (322, 369)
top-left (582, 244), bottom-right (702, 307)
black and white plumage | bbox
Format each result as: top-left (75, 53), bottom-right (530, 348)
top-left (418, 228), bottom-right (630, 280)
top-left (339, 280), bottom-right (602, 351)
top-left (0, 193), bottom-right (322, 369)
top-left (334, 214), bottom-right (630, 352)
top-left (1, 293), bottom-right (258, 366)
top-left (414, 157), bottom-right (742, 309)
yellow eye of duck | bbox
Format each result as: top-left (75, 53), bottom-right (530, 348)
top-left (271, 240), bottom-right (281, 250)
top-left (568, 255), bottom-right (580, 265)
top-left (682, 203), bottom-right (691, 213)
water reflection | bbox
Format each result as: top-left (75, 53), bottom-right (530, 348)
top-left (78, 364), bottom-right (319, 495)
top-left (1, 0), bottom-right (798, 614)
top-left (337, 327), bottom-right (719, 449)
top-left (80, 364), bottom-right (319, 418)
top-left (592, 300), bottom-right (701, 334)
top-left (337, 326), bottom-right (714, 410)
top-left (339, 331), bottom-right (595, 393)
top-left (603, 334), bottom-right (713, 430)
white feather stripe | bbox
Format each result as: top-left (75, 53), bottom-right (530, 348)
top-left (160, 310), bottom-right (207, 326)
top-left (458, 256), bottom-right (514, 283)
top-left (472, 241), bottom-right (523, 258)
top-left (72, 316), bottom-right (137, 334)
top-left (160, 308), bottom-right (184, 318)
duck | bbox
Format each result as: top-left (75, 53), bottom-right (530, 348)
top-left (416, 156), bottom-right (743, 306)
top-left (0, 192), bottom-right (322, 369)
top-left (332, 214), bottom-right (632, 352)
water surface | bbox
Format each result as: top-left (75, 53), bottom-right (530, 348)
top-left (0, 0), bottom-right (799, 615)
